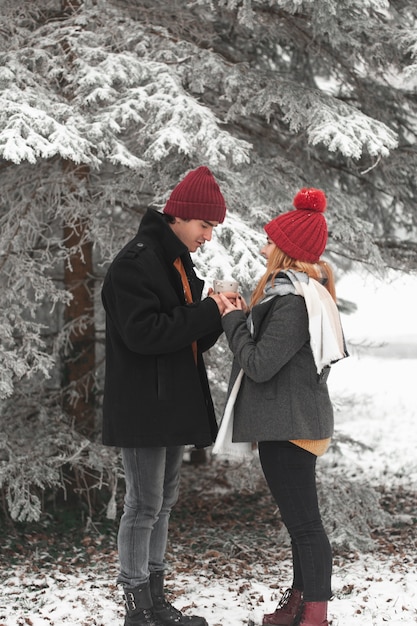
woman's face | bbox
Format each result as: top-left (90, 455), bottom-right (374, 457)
top-left (260, 237), bottom-right (276, 260)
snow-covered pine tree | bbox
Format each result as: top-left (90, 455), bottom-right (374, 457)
top-left (0, 0), bottom-right (416, 520)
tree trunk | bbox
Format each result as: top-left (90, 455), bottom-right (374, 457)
top-left (62, 163), bottom-right (96, 437)
top-left (58, 0), bottom-right (95, 437)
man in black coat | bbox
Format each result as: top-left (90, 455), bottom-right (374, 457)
top-left (102, 166), bottom-right (230, 626)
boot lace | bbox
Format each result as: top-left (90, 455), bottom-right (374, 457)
top-left (142, 608), bottom-right (161, 626)
top-left (278, 588), bottom-right (292, 608)
top-left (155, 598), bottom-right (183, 622)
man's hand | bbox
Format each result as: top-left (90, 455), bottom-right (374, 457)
top-left (208, 288), bottom-right (240, 315)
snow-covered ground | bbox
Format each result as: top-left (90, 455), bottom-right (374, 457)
top-left (1, 269), bottom-right (416, 625)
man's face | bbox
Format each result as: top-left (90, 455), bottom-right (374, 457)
top-left (170, 218), bottom-right (219, 252)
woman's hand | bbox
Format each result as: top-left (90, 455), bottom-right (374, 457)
top-left (218, 292), bottom-right (245, 316)
top-left (208, 288), bottom-right (241, 315)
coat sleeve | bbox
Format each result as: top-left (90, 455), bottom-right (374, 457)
top-left (102, 252), bottom-right (222, 355)
top-left (221, 296), bottom-right (309, 383)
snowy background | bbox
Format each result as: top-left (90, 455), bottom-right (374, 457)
top-left (1, 268), bottom-right (416, 626)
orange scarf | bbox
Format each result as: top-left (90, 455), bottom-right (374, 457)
top-left (173, 257), bottom-right (197, 364)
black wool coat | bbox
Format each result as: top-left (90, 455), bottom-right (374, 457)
top-left (101, 209), bottom-right (222, 448)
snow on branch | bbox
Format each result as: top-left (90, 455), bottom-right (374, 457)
top-left (401, 30), bottom-right (417, 82)
top-left (0, 40), bottom-right (251, 169)
top-left (200, 0), bottom-right (390, 23)
top-left (66, 41), bottom-right (251, 166)
top-left (0, 404), bottom-right (121, 521)
top-left (195, 211), bottom-right (266, 290)
top-left (0, 94), bottom-right (100, 166)
top-left (248, 82), bottom-right (398, 159)
top-left (275, 0), bottom-right (390, 11)
top-left (307, 105), bottom-right (398, 158)
top-left (0, 315), bottom-right (54, 400)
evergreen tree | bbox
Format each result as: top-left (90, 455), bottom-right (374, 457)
top-left (0, 0), bottom-right (415, 520)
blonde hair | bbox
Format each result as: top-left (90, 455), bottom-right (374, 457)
top-left (250, 246), bottom-right (336, 308)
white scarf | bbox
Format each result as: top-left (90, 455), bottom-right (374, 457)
top-left (211, 369), bottom-right (252, 460)
top-left (284, 270), bottom-right (347, 374)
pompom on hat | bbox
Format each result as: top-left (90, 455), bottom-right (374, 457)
top-left (264, 188), bottom-right (328, 263)
top-left (163, 166), bottom-right (227, 223)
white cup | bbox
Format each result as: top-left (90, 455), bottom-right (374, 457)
top-left (213, 279), bottom-right (239, 294)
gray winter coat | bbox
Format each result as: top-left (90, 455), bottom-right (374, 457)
top-left (221, 290), bottom-right (334, 442)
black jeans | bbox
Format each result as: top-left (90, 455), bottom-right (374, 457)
top-left (258, 440), bottom-right (332, 602)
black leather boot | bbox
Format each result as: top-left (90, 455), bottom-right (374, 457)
top-left (149, 571), bottom-right (208, 626)
top-left (123, 582), bottom-right (164, 626)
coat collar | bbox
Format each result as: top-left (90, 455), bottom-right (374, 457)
top-left (137, 208), bottom-right (190, 265)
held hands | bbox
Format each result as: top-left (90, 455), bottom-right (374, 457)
top-left (208, 288), bottom-right (235, 315)
top-left (208, 288), bottom-right (247, 316)
top-left (218, 292), bottom-right (245, 316)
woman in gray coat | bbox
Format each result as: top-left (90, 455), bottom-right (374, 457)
top-left (218, 188), bottom-right (347, 626)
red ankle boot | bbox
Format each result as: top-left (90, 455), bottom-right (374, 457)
top-left (298, 601), bottom-right (328, 626)
top-left (262, 588), bottom-right (303, 625)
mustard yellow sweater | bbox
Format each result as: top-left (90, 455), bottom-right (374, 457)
top-left (290, 438), bottom-right (331, 456)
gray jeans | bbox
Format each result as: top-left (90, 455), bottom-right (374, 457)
top-left (117, 446), bottom-right (185, 587)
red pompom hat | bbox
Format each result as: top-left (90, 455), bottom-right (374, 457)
top-left (163, 166), bottom-right (227, 223)
top-left (264, 188), bottom-right (328, 263)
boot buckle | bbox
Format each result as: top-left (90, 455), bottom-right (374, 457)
top-left (124, 591), bottom-right (137, 611)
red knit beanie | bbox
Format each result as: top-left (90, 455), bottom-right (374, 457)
top-left (163, 166), bottom-right (227, 223)
top-left (264, 188), bottom-right (328, 263)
